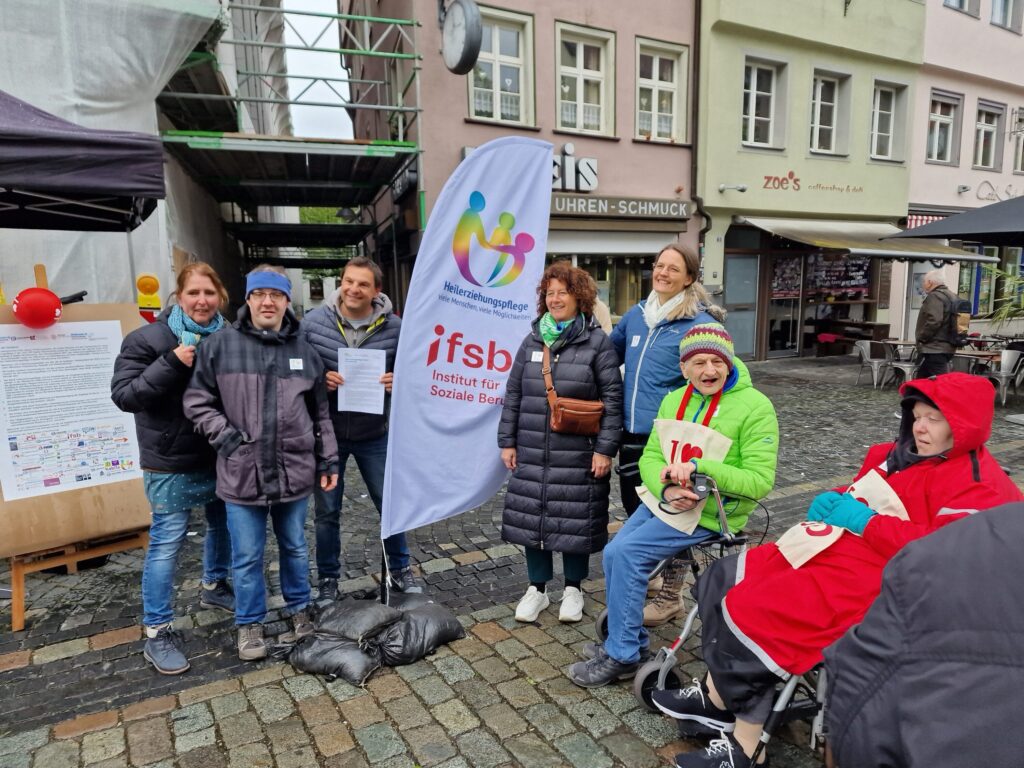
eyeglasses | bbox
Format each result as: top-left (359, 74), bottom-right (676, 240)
top-left (545, 290), bottom-right (571, 299)
top-left (249, 290), bottom-right (287, 302)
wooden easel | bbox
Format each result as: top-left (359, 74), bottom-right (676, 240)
top-left (1, 270), bottom-right (150, 632)
top-left (8, 530), bottom-right (149, 632)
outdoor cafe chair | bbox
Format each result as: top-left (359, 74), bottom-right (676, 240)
top-left (854, 340), bottom-right (888, 388)
top-left (881, 342), bottom-right (919, 389)
top-left (986, 349), bottom-right (1024, 407)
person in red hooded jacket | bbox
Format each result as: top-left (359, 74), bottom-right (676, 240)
top-left (652, 372), bottom-right (1023, 768)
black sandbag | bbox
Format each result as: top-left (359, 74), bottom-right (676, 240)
top-left (377, 602), bottom-right (466, 666)
top-left (288, 634), bottom-right (381, 685)
top-left (387, 591), bottom-right (436, 611)
top-left (316, 598), bottom-right (403, 643)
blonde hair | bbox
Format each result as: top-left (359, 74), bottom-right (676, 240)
top-left (655, 244), bottom-right (726, 322)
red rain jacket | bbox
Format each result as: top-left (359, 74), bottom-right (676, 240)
top-left (722, 373), bottom-right (1023, 675)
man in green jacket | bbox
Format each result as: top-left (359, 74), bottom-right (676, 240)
top-left (569, 323), bottom-right (778, 688)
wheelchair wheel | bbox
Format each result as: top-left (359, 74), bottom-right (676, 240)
top-left (595, 609), bottom-right (609, 642)
top-left (632, 658), bottom-right (682, 712)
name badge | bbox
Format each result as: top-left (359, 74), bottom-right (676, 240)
top-left (531, 351), bottom-right (544, 363)
top-left (289, 358), bottom-right (304, 371)
top-left (631, 335), bottom-right (641, 347)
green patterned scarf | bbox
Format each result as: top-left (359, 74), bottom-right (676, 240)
top-left (539, 312), bottom-right (576, 348)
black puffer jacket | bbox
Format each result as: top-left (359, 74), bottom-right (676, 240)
top-left (824, 502), bottom-right (1024, 767)
top-left (110, 308), bottom-right (217, 473)
top-left (498, 316), bottom-right (623, 555)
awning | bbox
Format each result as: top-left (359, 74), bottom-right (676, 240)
top-left (737, 216), bottom-right (997, 264)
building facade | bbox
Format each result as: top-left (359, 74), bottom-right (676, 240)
top-left (695, 0), bottom-right (982, 361)
top-left (894, 0), bottom-right (1024, 339)
top-left (349, 0), bottom-right (697, 320)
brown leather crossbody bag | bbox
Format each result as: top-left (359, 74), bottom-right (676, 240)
top-left (541, 345), bottom-right (604, 437)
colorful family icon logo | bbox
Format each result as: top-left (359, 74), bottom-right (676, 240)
top-left (452, 191), bottom-right (536, 287)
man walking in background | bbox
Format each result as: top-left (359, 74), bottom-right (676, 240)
top-left (301, 257), bottom-right (422, 599)
top-left (915, 269), bottom-right (960, 379)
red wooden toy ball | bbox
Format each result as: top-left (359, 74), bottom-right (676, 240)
top-left (12, 287), bottom-right (63, 329)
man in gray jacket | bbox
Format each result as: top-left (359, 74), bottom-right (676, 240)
top-left (300, 257), bottom-right (421, 599)
top-left (185, 266), bottom-right (339, 660)
top-left (915, 269), bottom-right (959, 378)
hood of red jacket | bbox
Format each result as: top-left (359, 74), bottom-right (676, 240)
top-left (899, 372), bottom-right (994, 458)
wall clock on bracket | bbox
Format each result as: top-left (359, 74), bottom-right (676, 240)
top-left (439, 0), bottom-right (483, 75)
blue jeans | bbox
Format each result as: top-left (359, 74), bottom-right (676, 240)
top-left (603, 504), bottom-right (715, 664)
top-left (314, 433), bottom-right (410, 578)
top-left (225, 498), bottom-right (311, 626)
top-left (141, 500), bottom-right (231, 627)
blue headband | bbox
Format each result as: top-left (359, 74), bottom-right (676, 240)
top-left (246, 271), bottom-right (291, 300)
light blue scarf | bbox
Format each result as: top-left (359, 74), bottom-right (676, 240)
top-left (168, 303), bottom-right (224, 346)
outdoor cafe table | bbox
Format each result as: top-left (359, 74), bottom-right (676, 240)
top-left (953, 349), bottom-right (1002, 374)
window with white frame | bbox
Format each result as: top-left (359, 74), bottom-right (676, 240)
top-left (870, 84), bottom-right (896, 159)
top-left (944, 0), bottom-right (967, 8)
top-left (636, 40), bottom-right (688, 142)
top-left (927, 92), bottom-right (961, 164)
top-left (973, 104), bottom-right (1005, 170)
top-left (809, 74), bottom-right (839, 153)
top-left (556, 24), bottom-right (615, 135)
top-left (944, 0), bottom-right (981, 15)
top-left (469, 9), bottom-right (533, 125)
top-left (742, 62), bottom-right (776, 146)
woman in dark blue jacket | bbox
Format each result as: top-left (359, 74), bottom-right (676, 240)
top-left (609, 244), bottom-right (724, 625)
top-left (499, 263), bottom-right (622, 624)
top-left (111, 262), bottom-right (233, 676)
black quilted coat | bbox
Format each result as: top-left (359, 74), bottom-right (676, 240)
top-left (498, 316), bottom-right (623, 555)
top-left (110, 308), bottom-right (217, 473)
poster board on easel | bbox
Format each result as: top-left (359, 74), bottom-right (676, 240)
top-left (0, 303), bottom-right (150, 560)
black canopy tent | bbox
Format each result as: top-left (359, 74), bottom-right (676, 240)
top-left (0, 88), bottom-right (165, 232)
top-left (889, 196), bottom-right (1024, 248)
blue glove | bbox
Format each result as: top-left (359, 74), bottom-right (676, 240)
top-left (809, 493), bottom-right (876, 535)
top-left (806, 491), bottom-right (844, 522)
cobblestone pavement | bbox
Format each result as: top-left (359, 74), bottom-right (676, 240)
top-left (3, 357), bottom-right (1023, 767)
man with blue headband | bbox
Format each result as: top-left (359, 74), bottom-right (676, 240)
top-left (185, 265), bottom-right (339, 661)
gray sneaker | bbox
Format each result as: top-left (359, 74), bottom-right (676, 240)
top-left (199, 580), bottom-right (235, 613)
top-left (387, 567), bottom-right (424, 594)
top-left (143, 626), bottom-right (190, 675)
top-left (237, 623), bottom-right (267, 661)
top-left (279, 609), bottom-right (314, 644)
top-left (582, 641), bottom-right (653, 664)
top-left (317, 577), bottom-right (339, 601)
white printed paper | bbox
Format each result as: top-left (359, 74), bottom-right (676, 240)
top-left (338, 348), bottom-right (386, 414)
top-left (0, 320), bottom-right (142, 501)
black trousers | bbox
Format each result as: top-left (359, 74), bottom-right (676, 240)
top-left (617, 432), bottom-right (649, 517)
top-left (916, 352), bottom-right (952, 379)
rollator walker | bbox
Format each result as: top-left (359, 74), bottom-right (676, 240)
top-left (599, 472), bottom-right (828, 765)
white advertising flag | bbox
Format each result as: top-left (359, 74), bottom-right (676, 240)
top-left (382, 136), bottom-right (553, 538)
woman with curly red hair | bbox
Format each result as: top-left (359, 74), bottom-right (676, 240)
top-left (498, 262), bottom-right (623, 623)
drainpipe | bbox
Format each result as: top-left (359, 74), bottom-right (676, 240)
top-left (690, 0), bottom-right (712, 275)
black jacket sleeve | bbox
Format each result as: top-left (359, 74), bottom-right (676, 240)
top-left (497, 336), bottom-right (529, 449)
top-left (111, 327), bottom-right (191, 414)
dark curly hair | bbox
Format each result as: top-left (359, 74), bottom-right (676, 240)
top-left (536, 260), bottom-right (596, 317)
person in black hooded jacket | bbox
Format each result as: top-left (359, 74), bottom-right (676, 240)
top-left (110, 262), bottom-right (233, 676)
top-left (498, 262), bottom-right (622, 624)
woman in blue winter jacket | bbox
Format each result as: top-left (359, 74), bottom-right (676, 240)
top-left (609, 243), bottom-right (725, 625)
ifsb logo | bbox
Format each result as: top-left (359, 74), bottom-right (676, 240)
top-left (426, 325), bottom-right (512, 372)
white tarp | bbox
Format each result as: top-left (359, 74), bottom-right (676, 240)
top-left (0, 0), bottom-right (220, 303)
top-left (382, 136), bottom-right (553, 538)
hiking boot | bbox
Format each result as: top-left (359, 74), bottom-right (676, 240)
top-left (559, 586), bottom-right (585, 623)
top-left (568, 653), bottom-right (639, 688)
top-left (318, 577), bottom-right (339, 601)
top-left (652, 679), bottom-right (736, 732)
top-left (199, 580), bottom-right (235, 613)
top-left (647, 573), bottom-right (664, 597)
top-left (143, 625), bottom-right (190, 675)
top-left (643, 560), bottom-right (688, 626)
top-left (279, 609), bottom-right (314, 644)
top-left (675, 733), bottom-right (766, 767)
top-left (387, 567), bottom-right (424, 594)
top-left (582, 641), bottom-right (653, 664)
top-left (237, 623), bottom-right (267, 661)
top-left (514, 586), bottom-right (550, 622)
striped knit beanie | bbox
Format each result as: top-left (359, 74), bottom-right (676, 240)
top-left (679, 323), bottom-right (734, 370)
